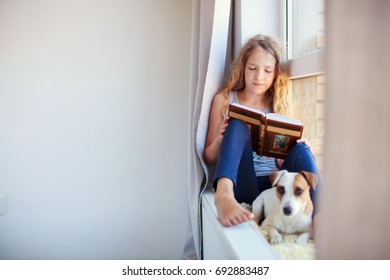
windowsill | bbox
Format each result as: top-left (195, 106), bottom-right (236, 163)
top-left (201, 188), bottom-right (279, 260)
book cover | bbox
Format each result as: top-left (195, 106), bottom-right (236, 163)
top-left (228, 103), bottom-right (304, 159)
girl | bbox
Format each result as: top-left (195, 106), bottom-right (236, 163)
top-left (203, 34), bottom-right (320, 227)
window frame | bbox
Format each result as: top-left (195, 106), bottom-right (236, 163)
top-left (284, 0), bottom-right (325, 79)
top-left (287, 50), bottom-right (325, 79)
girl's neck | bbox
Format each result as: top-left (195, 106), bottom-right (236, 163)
top-left (237, 89), bottom-right (269, 111)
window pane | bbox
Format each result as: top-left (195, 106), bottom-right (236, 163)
top-left (290, 75), bottom-right (325, 172)
top-left (288, 0), bottom-right (325, 59)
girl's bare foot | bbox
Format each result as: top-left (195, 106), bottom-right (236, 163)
top-left (214, 178), bottom-right (255, 226)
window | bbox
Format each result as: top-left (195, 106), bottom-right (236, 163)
top-left (285, 0), bottom-right (326, 172)
top-left (287, 0), bottom-right (325, 59)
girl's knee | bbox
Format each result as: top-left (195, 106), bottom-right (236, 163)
top-left (227, 119), bottom-right (250, 135)
top-left (229, 118), bottom-right (247, 128)
top-left (282, 142), bottom-right (317, 173)
top-left (288, 143), bottom-right (313, 158)
top-left (291, 143), bottom-right (310, 152)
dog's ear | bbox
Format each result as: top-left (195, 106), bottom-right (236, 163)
top-left (270, 170), bottom-right (288, 187)
top-left (300, 171), bottom-right (318, 189)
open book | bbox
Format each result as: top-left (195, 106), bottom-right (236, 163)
top-left (228, 103), bottom-right (304, 159)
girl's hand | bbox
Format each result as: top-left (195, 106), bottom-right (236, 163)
top-left (297, 138), bottom-right (312, 150)
top-left (217, 116), bottom-right (229, 139)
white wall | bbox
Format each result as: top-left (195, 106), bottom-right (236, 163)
top-left (0, 0), bottom-right (192, 259)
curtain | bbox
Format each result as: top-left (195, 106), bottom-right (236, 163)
top-left (183, 0), bottom-right (232, 259)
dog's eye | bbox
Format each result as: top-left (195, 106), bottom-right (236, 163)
top-left (277, 186), bottom-right (285, 195)
top-left (295, 188), bottom-right (303, 195)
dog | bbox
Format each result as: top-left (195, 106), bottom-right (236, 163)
top-left (252, 170), bottom-right (318, 244)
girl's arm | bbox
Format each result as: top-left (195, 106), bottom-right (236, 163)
top-left (203, 92), bottom-right (228, 165)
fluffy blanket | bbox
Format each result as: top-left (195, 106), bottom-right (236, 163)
top-left (255, 223), bottom-right (316, 260)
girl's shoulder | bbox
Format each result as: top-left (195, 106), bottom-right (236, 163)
top-left (214, 90), bottom-right (237, 102)
top-left (210, 91), bottom-right (228, 117)
top-left (213, 90), bottom-right (228, 104)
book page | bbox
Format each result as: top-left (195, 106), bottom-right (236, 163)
top-left (266, 113), bottom-right (303, 126)
top-left (230, 103), bottom-right (266, 117)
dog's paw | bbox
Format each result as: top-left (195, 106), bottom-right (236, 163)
top-left (295, 232), bottom-right (310, 244)
top-left (269, 229), bottom-right (284, 245)
top-left (270, 234), bottom-right (283, 244)
top-left (240, 203), bottom-right (252, 212)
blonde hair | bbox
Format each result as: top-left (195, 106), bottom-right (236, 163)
top-left (221, 34), bottom-right (289, 116)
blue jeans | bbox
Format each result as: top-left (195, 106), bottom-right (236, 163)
top-left (213, 119), bottom-right (321, 212)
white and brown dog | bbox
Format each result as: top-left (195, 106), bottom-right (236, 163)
top-left (252, 170), bottom-right (318, 244)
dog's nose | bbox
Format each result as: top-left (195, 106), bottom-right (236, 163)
top-left (283, 207), bottom-right (292, 216)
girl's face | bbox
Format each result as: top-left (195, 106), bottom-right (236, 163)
top-left (244, 47), bottom-right (276, 95)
